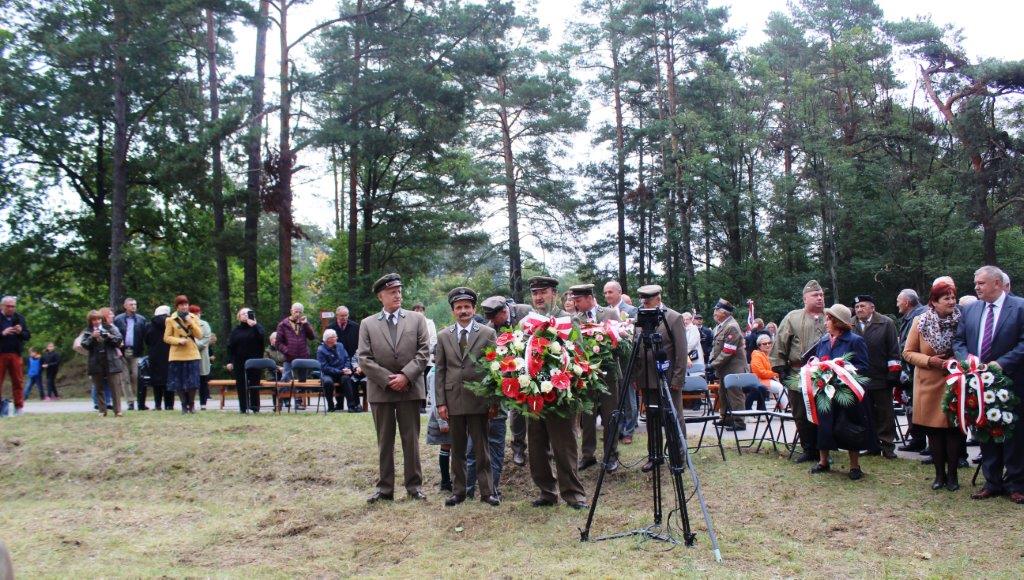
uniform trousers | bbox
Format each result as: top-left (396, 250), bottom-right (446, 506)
top-left (581, 384), bottom-right (619, 462)
top-left (527, 414), bottom-right (586, 504)
top-left (864, 387), bottom-right (896, 453)
top-left (450, 413), bottom-right (494, 499)
top-left (371, 399), bottom-right (423, 496)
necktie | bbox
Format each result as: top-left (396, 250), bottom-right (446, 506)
top-left (980, 303), bottom-right (996, 361)
top-left (388, 313), bottom-right (398, 344)
top-left (587, 310), bottom-right (594, 321)
top-left (459, 328), bottom-right (469, 355)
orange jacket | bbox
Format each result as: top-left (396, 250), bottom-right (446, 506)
top-left (750, 349), bottom-right (778, 387)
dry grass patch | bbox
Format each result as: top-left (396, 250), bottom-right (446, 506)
top-left (1, 412), bottom-right (1023, 577)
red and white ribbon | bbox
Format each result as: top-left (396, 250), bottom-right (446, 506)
top-left (945, 355), bottom-right (988, 436)
top-left (799, 356), bottom-right (866, 425)
top-left (722, 343), bottom-right (737, 355)
top-left (519, 313), bottom-right (572, 340)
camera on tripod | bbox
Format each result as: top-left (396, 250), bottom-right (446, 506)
top-left (635, 308), bottom-right (663, 336)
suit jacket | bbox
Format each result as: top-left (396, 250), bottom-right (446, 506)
top-left (633, 306), bottom-right (688, 391)
top-left (852, 312), bottom-right (900, 386)
top-left (574, 306), bottom-right (623, 392)
top-left (434, 321), bottom-right (497, 415)
top-left (357, 309), bottom-right (430, 403)
top-left (954, 294), bottom-right (1024, 391)
top-left (113, 312), bottom-right (148, 354)
top-left (488, 302), bottom-right (532, 331)
top-left (710, 316), bottom-right (748, 377)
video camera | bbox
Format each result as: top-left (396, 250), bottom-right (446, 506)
top-left (636, 308), bottom-right (664, 336)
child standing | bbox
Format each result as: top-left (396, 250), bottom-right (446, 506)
top-left (23, 347), bottom-right (44, 401)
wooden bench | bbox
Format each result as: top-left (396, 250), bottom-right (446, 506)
top-left (207, 379), bottom-right (296, 411)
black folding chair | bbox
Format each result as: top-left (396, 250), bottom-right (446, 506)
top-left (715, 373), bottom-right (773, 455)
top-left (283, 358), bottom-right (324, 414)
top-left (682, 374), bottom-right (726, 461)
top-left (243, 358), bottom-right (279, 413)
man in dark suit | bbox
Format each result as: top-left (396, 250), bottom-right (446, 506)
top-left (358, 273), bottom-right (430, 503)
top-left (435, 287), bottom-right (500, 507)
top-left (852, 294), bottom-right (902, 459)
top-left (113, 298), bottom-right (148, 410)
top-left (571, 284), bottom-right (622, 473)
top-left (953, 266), bottom-right (1024, 504)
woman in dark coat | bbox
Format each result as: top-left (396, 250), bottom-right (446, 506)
top-left (810, 303), bottom-right (878, 480)
top-left (80, 309), bottom-right (126, 416)
top-left (146, 306), bottom-right (173, 410)
top-left (226, 307), bottom-right (266, 413)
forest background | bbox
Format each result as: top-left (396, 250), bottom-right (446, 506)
top-left (2, 0), bottom-right (1023, 368)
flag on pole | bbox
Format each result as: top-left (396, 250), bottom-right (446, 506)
top-left (746, 299), bottom-right (755, 332)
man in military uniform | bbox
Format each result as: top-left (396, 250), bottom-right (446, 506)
top-left (358, 273), bottom-right (431, 503)
top-left (634, 285), bottom-right (690, 472)
top-left (853, 294), bottom-right (902, 459)
top-left (710, 299), bottom-right (748, 430)
top-left (481, 295), bottom-right (532, 467)
top-left (570, 284), bottom-right (622, 473)
top-left (770, 279), bottom-right (827, 463)
top-left (524, 276), bottom-right (588, 509)
top-left (435, 287), bottom-right (501, 507)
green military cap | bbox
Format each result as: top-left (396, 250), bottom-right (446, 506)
top-left (528, 276), bottom-right (559, 291)
top-left (480, 296), bottom-right (507, 318)
top-left (714, 298), bottom-right (735, 312)
top-left (447, 287), bottom-right (478, 307)
top-left (803, 279), bottom-right (823, 294)
top-left (372, 273), bottom-right (402, 295)
top-left (637, 284), bottom-right (662, 298)
top-left (569, 283), bottom-right (595, 297)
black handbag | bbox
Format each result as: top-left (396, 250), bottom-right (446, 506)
top-left (833, 403), bottom-right (871, 451)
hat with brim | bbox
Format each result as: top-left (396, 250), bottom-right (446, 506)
top-left (528, 276), bottom-right (558, 291)
top-left (480, 296), bottom-right (507, 318)
top-left (447, 287), bottom-right (478, 307)
top-left (372, 273), bottom-right (402, 295)
top-left (825, 303), bottom-right (853, 326)
top-left (569, 283), bottom-right (595, 297)
top-left (637, 284), bottom-right (662, 298)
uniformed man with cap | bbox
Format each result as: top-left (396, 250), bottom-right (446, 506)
top-left (357, 273), bottom-right (431, 503)
top-left (570, 283), bottom-right (622, 473)
top-left (524, 275), bottom-right (588, 509)
top-left (769, 279), bottom-right (827, 463)
top-left (634, 284), bottom-right (690, 472)
top-left (481, 295), bottom-right (533, 467)
top-left (709, 299), bottom-right (748, 430)
top-left (434, 287), bottom-right (501, 507)
top-left (852, 293), bottom-right (901, 459)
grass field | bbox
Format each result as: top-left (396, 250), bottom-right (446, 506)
top-left (1, 411), bottom-right (1023, 578)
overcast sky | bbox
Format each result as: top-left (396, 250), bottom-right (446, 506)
top-left (229, 0), bottom-right (1023, 270)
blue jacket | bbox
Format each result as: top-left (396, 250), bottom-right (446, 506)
top-left (27, 356), bottom-right (41, 377)
top-left (954, 294), bottom-right (1024, 391)
top-left (316, 342), bottom-right (351, 377)
top-left (814, 330), bottom-right (870, 375)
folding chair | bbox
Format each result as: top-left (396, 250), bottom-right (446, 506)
top-left (681, 375), bottom-right (726, 461)
top-left (715, 373), bottom-right (773, 455)
top-left (687, 362), bottom-right (706, 377)
top-left (280, 358), bottom-right (324, 414)
top-left (243, 358), bottom-right (279, 413)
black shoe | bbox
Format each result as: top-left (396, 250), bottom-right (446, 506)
top-left (946, 479), bottom-right (960, 492)
top-left (439, 482), bottom-right (453, 493)
top-left (931, 478), bottom-right (947, 490)
top-left (958, 458), bottom-right (970, 469)
top-left (366, 492), bottom-right (394, 504)
top-left (578, 457), bottom-right (597, 471)
top-left (848, 468), bottom-right (863, 481)
top-left (794, 452), bottom-right (817, 464)
top-left (881, 449), bottom-right (897, 459)
top-left (408, 490), bottom-right (427, 501)
top-left (920, 447), bottom-right (932, 456)
top-left (567, 501), bottom-right (589, 510)
top-left (641, 459), bottom-right (655, 473)
top-left (138, 405), bottom-right (149, 411)
top-left (512, 449), bottom-right (526, 467)
top-left (481, 495), bottom-right (501, 506)
top-left (921, 457), bottom-right (934, 465)
top-left (810, 463), bottom-right (830, 474)
top-left (128, 402), bottom-right (135, 411)
top-left (606, 459), bottom-right (621, 473)
top-left (898, 440), bottom-right (926, 453)
top-left (444, 494), bottom-right (465, 507)
top-left (531, 497), bottom-right (556, 507)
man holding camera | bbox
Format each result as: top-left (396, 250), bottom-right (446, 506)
top-left (633, 285), bottom-right (689, 472)
top-left (0, 296), bottom-right (31, 415)
top-left (571, 283), bottom-right (622, 473)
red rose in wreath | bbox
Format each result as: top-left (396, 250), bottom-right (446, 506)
top-left (496, 332), bottom-right (515, 347)
top-left (485, 350), bottom-right (497, 362)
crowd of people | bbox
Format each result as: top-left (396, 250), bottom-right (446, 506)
top-left (1, 264), bottom-right (1022, 508)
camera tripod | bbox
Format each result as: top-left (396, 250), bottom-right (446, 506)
top-left (578, 322), bottom-right (722, 562)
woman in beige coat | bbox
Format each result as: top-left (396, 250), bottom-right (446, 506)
top-left (903, 280), bottom-right (961, 491)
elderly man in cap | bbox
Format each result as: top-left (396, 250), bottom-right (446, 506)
top-left (634, 285), bottom-right (690, 472)
top-left (435, 287), bottom-right (501, 507)
top-left (524, 276), bottom-right (588, 509)
top-left (770, 280), bottom-right (827, 462)
top-left (710, 299), bottom-right (748, 430)
top-left (358, 273), bottom-right (431, 503)
top-left (481, 295), bottom-right (532, 466)
top-left (852, 294), bottom-right (901, 458)
top-left (571, 284), bottom-right (623, 472)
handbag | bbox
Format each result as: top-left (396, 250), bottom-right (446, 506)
top-left (833, 404), bottom-right (871, 451)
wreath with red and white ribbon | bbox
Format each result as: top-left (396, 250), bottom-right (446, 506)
top-left (787, 354), bottom-right (867, 424)
top-left (942, 355), bottom-right (1019, 443)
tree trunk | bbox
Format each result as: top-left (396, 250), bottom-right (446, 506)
top-left (108, 5), bottom-right (129, 309)
top-left (331, 144), bottom-right (342, 236)
top-left (243, 0), bottom-right (270, 309)
top-left (277, 1), bottom-right (294, 319)
top-left (347, 0), bottom-right (363, 289)
top-left (206, 9), bottom-right (232, 342)
top-left (498, 76), bottom-right (523, 303)
top-left (609, 10), bottom-right (627, 291)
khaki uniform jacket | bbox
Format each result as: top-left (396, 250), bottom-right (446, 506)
top-left (633, 306), bottom-right (688, 391)
top-left (709, 316), bottom-right (748, 377)
top-left (770, 309), bottom-right (826, 384)
top-left (435, 321), bottom-right (497, 415)
top-left (164, 312), bottom-right (203, 362)
top-left (357, 309), bottom-right (430, 403)
top-left (489, 303), bottom-right (532, 331)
